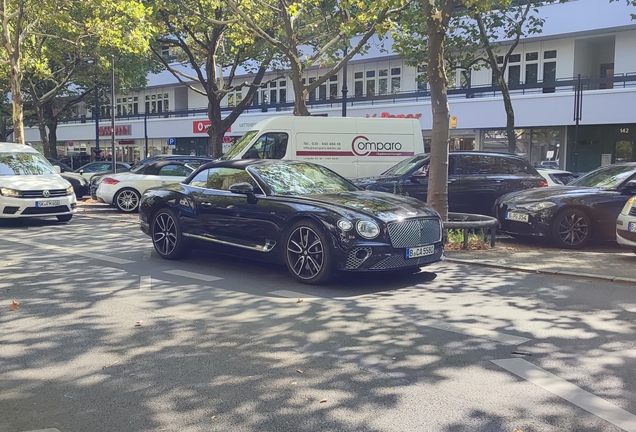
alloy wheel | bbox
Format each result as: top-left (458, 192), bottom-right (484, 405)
top-left (557, 213), bottom-right (589, 246)
top-left (286, 226), bottom-right (325, 280)
top-left (153, 212), bottom-right (178, 256)
top-left (117, 190), bottom-right (139, 212)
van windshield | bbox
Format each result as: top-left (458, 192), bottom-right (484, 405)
top-left (0, 152), bottom-right (56, 175)
top-left (221, 130), bottom-right (258, 160)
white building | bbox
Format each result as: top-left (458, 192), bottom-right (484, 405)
top-left (25, 0), bottom-right (636, 172)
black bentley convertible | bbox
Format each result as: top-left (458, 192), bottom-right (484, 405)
top-left (139, 159), bottom-right (444, 284)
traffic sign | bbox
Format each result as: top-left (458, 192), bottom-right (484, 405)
top-left (167, 137), bottom-right (176, 147)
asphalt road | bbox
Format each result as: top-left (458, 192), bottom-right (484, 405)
top-left (2, 214), bottom-right (636, 432)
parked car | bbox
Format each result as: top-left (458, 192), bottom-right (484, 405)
top-left (496, 163), bottom-right (636, 248)
top-left (130, 155), bottom-right (215, 170)
top-left (47, 158), bottom-right (89, 198)
top-left (96, 160), bottom-right (195, 212)
top-left (75, 161), bottom-right (132, 180)
top-left (616, 196), bottom-right (636, 254)
top-left (353, 152), bottom-right (547, 216)
top-left (0, 142), bottom-right (76, 222)
top-left (139, 159), bottom-right (444, 284)
top-left (91, 156), bottom-right (214, 200)
top-left (536, 168), bottom-right (577, 186)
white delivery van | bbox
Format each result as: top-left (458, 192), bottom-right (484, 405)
top-left (222, 116), bottom-right (425, 178)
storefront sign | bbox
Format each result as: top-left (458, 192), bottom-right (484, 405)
top-left (118, 140), bottom-right (136, 145)
top-left (364, 112), bottom-right (423, 119)
top-left (193, 120), bottom-right (231, 134)
top-left (99, 125), bottom-right (131, 136)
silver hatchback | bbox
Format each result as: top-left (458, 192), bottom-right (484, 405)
top-left (617, 196), bottom-right (636, 253)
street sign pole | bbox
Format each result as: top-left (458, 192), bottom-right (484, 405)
top-left (110, 55), bottom-right (116, 174)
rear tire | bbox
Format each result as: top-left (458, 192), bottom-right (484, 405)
top-left (551, 208), bottom-right (591, 249)
top-left (284, 220), bottom-right (333, 285)
top-left (151, 208), bottom-right (186, 260)
top-left (56, 214), bottom-right (73, 223)
top-left (114, 188), bottom-right (141, 213)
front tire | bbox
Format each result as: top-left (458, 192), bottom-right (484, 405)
top-left (151, 208), bottom-right (185, 260)
top-left (56, 214), bottom-right (73, 223)
top-left (284, 220), bottom-right (333, 285)
top-left (551, 208), bottom-right (591, 249)
top-left (114, 188), bottom-right (141, 212)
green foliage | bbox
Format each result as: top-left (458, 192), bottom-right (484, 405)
top-left (610, 0), bottom-right (636, 19)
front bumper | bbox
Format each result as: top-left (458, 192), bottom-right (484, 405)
top-left (0, 195), bottom-right (77, 218)
top-left (616, 214), bottom-right (636, 249)
top-left (495, 203), bottom-right (552, 237)
top-left (337, 241), bottom-right (444, 271)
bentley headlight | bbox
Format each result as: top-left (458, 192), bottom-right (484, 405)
top-left (520, 201), bottom-right (556, 211)
top-left (0, 187), bottom-right (21, 197)
top-left (356, 220), bottom-right (380, 239)
top-left (66, 186), bottom-right (74, 195)
top-left (621, 196), bottom-right (635, 216)
top-left (337, 219), bottom-right (353, 231)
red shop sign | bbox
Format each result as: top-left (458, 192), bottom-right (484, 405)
top-left (193, 120), bottom-right (231, 134)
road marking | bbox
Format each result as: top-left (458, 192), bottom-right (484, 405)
top-left (492, 358), bottom-right (636, 432)
top-left (163, 270), bottom-right (222, 282)
top-left (139, 276), bottom-right (152, 291)
top-left (2, 237), bottom-right (134, 265)
top-left (419, 320), bottom-right (531, 345)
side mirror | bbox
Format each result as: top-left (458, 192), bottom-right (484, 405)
top-left (229, 182), bottom-right (254, 195)
top-left (623, 180), bottom-right (636, 194)
top-left (53, 165), bottom-right (61, 174)
top-left (79, 169), bottom-right (84, 175)
top-left (409, 176), bottom-right (421, 184)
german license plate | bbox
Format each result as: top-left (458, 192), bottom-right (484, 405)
top-left (629, 222), bottom-right (636, 233)
top-left (406, 244), bottom-right (435, 259)
top-left (35, 200), bottom-right (60, 208)
top-left (505, 211), bottom-right (529, 223)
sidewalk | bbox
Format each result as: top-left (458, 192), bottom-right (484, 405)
top-left (445, 237), bottom-right (636, 284)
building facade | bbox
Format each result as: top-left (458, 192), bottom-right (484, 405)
top-left (24, 0), bottom-right (636, 172)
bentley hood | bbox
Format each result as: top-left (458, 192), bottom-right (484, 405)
top-left (298, 190), bottom-right (439, 222)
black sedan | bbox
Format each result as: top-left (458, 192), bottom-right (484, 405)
top-left (47, 158), bottom-right (90, 198)
top-left (496, 163), bottom-right (636, 248)
top-left (354, 152), bottom-right (547, 216)
top-left (139, 160), bottom-right (444, 284)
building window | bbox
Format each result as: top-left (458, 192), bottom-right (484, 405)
top-left (363, 70), bottom-right (374, 96)
top-left (544, 50), bottom-right (557, 59)
top-left (525, 52), bottom-right (539, 84)
top-left (227, 89), bottom-right (243, 107)
top-left (354, 72), bottom-right (363, 97)
top-left (279, 80), bottom-right (287, 104)
top-left (329, 75), bottom-right (338, 99)
top-left (508, 54), bottom-right (521, 87)
top-left (378, 69), bottom-right (388, 95)
top-left (542, 50), bottom-right (557, 93)
top-left (416, 65), bottom-right (427, 92)
top-left (391, 67), bottom-right (401, 93)
top-left (308, 77), bottom-right (316, 102)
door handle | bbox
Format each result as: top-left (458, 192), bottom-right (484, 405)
top-left (447, 178), bottom-right (457, 183)
top-left (201, 202), bottom-right (212, 207)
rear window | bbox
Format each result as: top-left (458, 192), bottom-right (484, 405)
top-left (496, 157), bottom-right (536, 175)
top-left (550, 173), bottom-right (576, 185)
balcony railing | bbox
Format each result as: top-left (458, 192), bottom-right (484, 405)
top-left (56, 72), bottom-right (636, 125)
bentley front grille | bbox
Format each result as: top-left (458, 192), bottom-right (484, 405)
top-left (386, 218), bottom-right (442, 248)
top-left (369, 248), bottom-right (443, 270)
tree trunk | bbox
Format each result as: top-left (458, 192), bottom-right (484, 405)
top-left (497, 76), bottom-right (516, 153)
top-left (46, 105), bottom-right (59, 160)
top-left (207, 98), bottom-right (225, 158)
top-left (10, 62), bottom-right (25, 144)
top-left (424, 6), bottom-right (451, 221)
top-left (290, 62), bottom-right (310, 116)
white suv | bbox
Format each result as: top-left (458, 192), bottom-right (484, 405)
top-left (0, 142), bottom-right (77, 222)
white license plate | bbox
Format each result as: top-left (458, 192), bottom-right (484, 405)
top-left (35, 200), bottom-right (60, 208)
top-left (629, 222), bottom-right (636, 233)
top-left (406, 244), bottom-right (435, 259)
top-left (505, 211), bottom-right (529, 223)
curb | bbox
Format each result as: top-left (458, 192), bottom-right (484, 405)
top-left (76, 211), bottom-right (138, 225)
top-left (445, 257), bottom-right (636, 285)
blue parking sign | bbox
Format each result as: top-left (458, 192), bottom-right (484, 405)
top-left (167, 138), bottom-right (176, 146)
